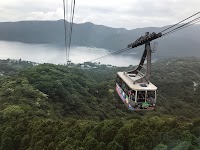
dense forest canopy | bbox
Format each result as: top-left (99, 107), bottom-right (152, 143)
top-left (0, 57), bottom-right (200, 150)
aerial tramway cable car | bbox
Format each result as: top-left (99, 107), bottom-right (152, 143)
top-left (116, 32), bottom-right (160, 110)
top-left (88, 12), bottom-right (199, 111)
top-left (61, 1), bottom-right (199, 110)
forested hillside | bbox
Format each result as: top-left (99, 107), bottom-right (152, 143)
top-left (0, 58), bottom-right (200, 150)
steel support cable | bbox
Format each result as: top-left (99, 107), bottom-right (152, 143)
top-left (162, 19), bottom-right (200, 37)
top-left (63, 0), bottom-right (68, 63)
top-left (89, 33), bottom-right (163, 62)
top-left (68, 0), bottom-right (76, 55)
top-left (164, 16), bottom-right (200, 34)
top-left (161, 12), bottom-right (200, 33)
top-left (89, 34), bottom-right (162, 62)
top-left (162, 16), bottom-right (200, 36)
top-left (66, 0), bottom-right (76, 63)
top-left (66, 0), bottom-right (73, 62)
top-left (70, 0), bottom-right (74, 22)
top-left (68, 0), bottom-right (74, 50)
top-left (90, 13), bottom-right (200, 63)
top-left (90, 47), bottom-right (132, 62)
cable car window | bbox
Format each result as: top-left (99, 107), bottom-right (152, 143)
top-left (137, 91), bottom-right (145, 102)
top-left (122, 82), bottom-right (126, 90)
top-left (116, 75), bottom-right (122, 86)
top-left (147, 91), bottom-right (156, 103)
top-left (147, 91), bottom-right (155, 99)
top-left (125, 86), bottom-right (127, 93)
top-left (116, 76), bottom-right (120, 84)
top-left (130, 90), bottom-right (136, 101)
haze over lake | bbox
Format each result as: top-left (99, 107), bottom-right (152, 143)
top-left (0, 41), bottom-right (140, 67)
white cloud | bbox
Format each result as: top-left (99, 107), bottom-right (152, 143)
top-left (23, 8), bottom-right (63, 21)
top-left (0, 0), bottom-right (199, 29)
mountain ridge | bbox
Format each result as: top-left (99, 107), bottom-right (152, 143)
top-left (0, 20), bottom-right (200, 57)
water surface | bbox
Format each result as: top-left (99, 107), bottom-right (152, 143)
top-left (0, 41), bottom-right (140, 67)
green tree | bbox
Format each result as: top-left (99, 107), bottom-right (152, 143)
top-left (83, 136), bottom-right (98, 150)
top-left (106, 141), bottom-right (123, 150)
top-left (0, 137), bottom-right (14, 150)
top-left (172, 141), bottom-right (191, 150)
top-left (153, 144), bottom-right (168, 150)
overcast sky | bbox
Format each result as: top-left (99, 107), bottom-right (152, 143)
top-left (0, 0), bottom-right (199, 29)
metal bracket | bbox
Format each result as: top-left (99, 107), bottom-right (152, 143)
top-left (126, 32), bottom-right (152, 83)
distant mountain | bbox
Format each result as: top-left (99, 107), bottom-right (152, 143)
top-left (0, 20), bottom-right (200, 57)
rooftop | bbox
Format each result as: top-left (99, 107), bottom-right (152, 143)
top-left (117, 72), bottom-right (157, 91)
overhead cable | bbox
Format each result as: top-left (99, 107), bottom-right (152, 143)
top-left (89, 47), bottom-right (132, 62)
top-left (162, 19), bottom-right (200, 37)
top-left (161, 12), bottom-right (200, 33)
top-left (162, 16), bottom-right (200, 36)
top-left (68, 0), bottom-right (76, 63)
top-left (62, 0), bottom-right (68, 63)
top-left (89, 12), bottom-right (200, 62)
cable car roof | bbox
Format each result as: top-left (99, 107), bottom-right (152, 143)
top-left (117, 72), bottom-right (157, 91)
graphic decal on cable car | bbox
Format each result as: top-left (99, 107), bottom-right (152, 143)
top-left (116, 83), bottom-right (126, 103)
top-left (116, 81), bottom-right (156, 111)
top-left (116, 83), bottom-right (135, 110)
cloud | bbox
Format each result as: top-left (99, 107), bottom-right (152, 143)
top-left (24, 8), bottom-right (63, 21)
top-left (0, 0), bottom-right (199, 29)
top-left (74, 0), bottom-right (200, 29)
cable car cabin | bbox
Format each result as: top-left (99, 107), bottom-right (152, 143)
top-left (116, 72), bottom-right (157, 111)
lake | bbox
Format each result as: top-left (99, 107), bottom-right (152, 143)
top-left (0, 41), bottom-right (140, 67)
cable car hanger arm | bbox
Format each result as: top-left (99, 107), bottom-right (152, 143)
top-left (127, 32), bottom-right (162, 49)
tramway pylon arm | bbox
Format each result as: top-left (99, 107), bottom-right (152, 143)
top-left (126, 32), bottom-right (162, 83)
top-left (127, 32), bottom-right (162, 48)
